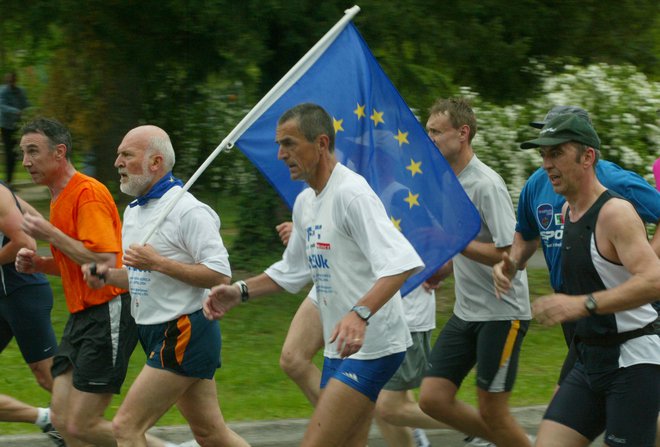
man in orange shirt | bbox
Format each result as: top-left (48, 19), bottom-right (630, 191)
top-left (16, 118), bottom-right (171, 447)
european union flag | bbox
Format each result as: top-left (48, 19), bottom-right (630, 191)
top-left (236, 22), bottom-right (480, 295)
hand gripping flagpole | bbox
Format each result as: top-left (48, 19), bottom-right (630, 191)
top-left (141, 5), bottom-right (361, 244)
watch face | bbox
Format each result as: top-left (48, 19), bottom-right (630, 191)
top-left (585, 295), bottom-right (597, 314)
top-left (353, 306), bottom-right (371, 320)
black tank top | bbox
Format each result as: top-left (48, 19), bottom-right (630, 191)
top-left (0, 181), bottom-right (49, 296)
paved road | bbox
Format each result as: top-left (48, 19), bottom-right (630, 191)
top-left (0, 406), bottom-right (554, 446)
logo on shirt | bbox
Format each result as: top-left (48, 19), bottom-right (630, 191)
top-left (536, 203), bottom-right (554, 230)
top-left (554, 213), bottom-right (564, 225)
top-left (308, 254), bottom-right (330, 269)
top-left (306, 224), bottom-right (322, 242)
top-left (316, 242), bottom-right (331, 250)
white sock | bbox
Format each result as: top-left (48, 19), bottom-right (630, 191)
top-left (34, 407), bottom-right (50, 429)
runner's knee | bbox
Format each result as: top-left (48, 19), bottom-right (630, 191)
top-left (280, 348), bottom-right (311, 378)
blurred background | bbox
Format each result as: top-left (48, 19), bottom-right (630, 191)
top-left (1, 0), bottom-right (659, 269)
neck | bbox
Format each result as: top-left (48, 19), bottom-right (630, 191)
top-left (565, 173), bottom-right (606, 221)
top-left (449, 146), bottom-right (474, 176)
top-left (309, 155), bottom-right (338, 195)
top-left (49, 163), bottom-right (77, 201)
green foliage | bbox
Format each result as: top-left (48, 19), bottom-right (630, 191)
top-left (1, 2), bottom-right (658, 271)
top-left (468, 62), bottom-right (660, 203)
top-left (229, 171), bottom-right (291, 271)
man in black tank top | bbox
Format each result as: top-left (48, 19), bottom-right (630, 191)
top-left (520, 114), bottom-right (660, 447)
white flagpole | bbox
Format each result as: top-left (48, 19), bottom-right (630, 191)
top-left (141, 5), bottom-right (361, 244)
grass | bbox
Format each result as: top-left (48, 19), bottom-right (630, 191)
top-left (1, 185), bottom-right (566, 435)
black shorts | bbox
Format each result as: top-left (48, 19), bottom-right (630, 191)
top-left (545, 363), bottom-right (660, 447)
top-left (0, 283), bottom-right (57, 363)
top-left (52, 293), bottom-right (137, 394)
top-left (426, 314), bottom-right (529, 392)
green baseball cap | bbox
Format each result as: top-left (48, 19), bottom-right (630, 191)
top-left (520, 114), bottom-right (600, 150)
top-left (529, 105), bottom-right (592, 129)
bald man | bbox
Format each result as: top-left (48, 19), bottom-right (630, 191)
top-left (83, 125), bottom-right (248, 447)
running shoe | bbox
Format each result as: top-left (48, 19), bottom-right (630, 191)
top-left (413, 428), bottom-right (431, 447)
top-left (42, 422), bottom-right (66, 447)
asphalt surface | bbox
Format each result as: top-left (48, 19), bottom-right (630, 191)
top-left (1, 406), bottom-right (550, 446)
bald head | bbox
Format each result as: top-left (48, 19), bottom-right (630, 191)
top-left (115, 125), bottom-right (176, 197)
top-left (122, 125), bottom-right (175, 171)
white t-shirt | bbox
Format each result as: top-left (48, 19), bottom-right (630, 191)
top-left (402, 286), bottom-right (436, 332)
top-left (308, 284), bottom-right (436, 333)
top-left (453, 156), bottom-right (531, 321)
top-left (123, 186), bottom-right (231, 324)
top-left (266, 164), bottom-right (424, 359)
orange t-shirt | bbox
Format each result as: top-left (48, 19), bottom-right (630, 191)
top-left (50, 172), bottom-right (125, 313)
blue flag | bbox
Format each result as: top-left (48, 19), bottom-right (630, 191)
top-left (236, 22), bottom-right (480, 295)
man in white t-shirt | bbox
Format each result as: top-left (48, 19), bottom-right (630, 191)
top-left (275, 221), bottom-right (450, 447)
top-left (419, 97), bottom-right (533, 447)
top-left (83, 125), bottom-right (248, 447)
top-left (204, 103), bottom-right (424, 447)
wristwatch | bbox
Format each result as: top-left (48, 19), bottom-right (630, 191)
top-left (235, 280), bottom-right (249, 303)
top-left (351, 305), bottom-right (372, 323)
top-left (584, 294), bottom-right (598, 316)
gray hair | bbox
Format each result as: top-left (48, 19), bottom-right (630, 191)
top-left (147, 135), bottom-right (175, 170)
top-left (278, 103), bottom-right (335, 152)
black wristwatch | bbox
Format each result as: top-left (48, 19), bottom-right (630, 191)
top-left (584, 294), bottom-right (598, 316)
top-left (351, 305), bottom-right (372, 323)
top-left (235, 280), bottom-right (249, 303)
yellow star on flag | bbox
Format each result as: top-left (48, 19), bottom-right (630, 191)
top-left (370, 109), bottom-right (384, 127)
top-left (393, 129), bottom-right (409, 146)
top-left (406, 158), bottom-right (422, 177)
top-left (354, 103), bottom-right (366, 119)
top-left (333, 117), bottom-right (344, 133)
top-left (404, 190), bottom-right (420, 209)
top-left (390, 216), bottom-right (401, 231)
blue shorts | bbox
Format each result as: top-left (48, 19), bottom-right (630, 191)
top-left (138, 308), bottom-right (221, 379)
top-left (426, 315), bottom-right (529, 392)
top-left (0, 283), bottom-right (57, 363)
top-left (544, 363), bottom-right (660, 447)
top-left (320, 352), bottom-right (405, 402)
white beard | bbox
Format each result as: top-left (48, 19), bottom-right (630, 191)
top-left (120, 171), bottom-right (153, 197)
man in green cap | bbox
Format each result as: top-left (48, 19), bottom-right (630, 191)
top-left (521, 114), bottom-right (660, 447)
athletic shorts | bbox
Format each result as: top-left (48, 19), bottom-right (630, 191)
top-left (320, 351), bottom-right (405, 402)
top-left (52, 293), bottom-right (137, 394)
top-left (383, 330), bottom-right (432, 391)
top-left (139, 308), bottom-right (221, 379)
top-left (426, 314), bottom-right (529, 392)
top-left (0, 283), bottom-right (57, 363)
top-left (544, 363), bottom-right (660, 447)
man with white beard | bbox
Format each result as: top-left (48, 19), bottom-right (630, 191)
top-left (83, 125), bottom-right (249, 447)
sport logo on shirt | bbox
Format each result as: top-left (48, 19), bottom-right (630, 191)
top-left (536, 203), bottom-right (554, 230)
top-left (306, 224), bottom-right (323, 242)
top-left (316, 242), bottom-right (331, 250)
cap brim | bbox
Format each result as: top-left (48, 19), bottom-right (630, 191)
top-left (529, 121), bottom-right (545, 129)
top-left (520, 136), bottom-right (571, 149)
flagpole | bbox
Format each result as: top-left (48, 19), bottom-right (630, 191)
top-left (140, 5), bottom-right (361, 244)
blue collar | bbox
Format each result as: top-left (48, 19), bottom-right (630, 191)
top-left (128, 172), bottom-right (184, 207)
